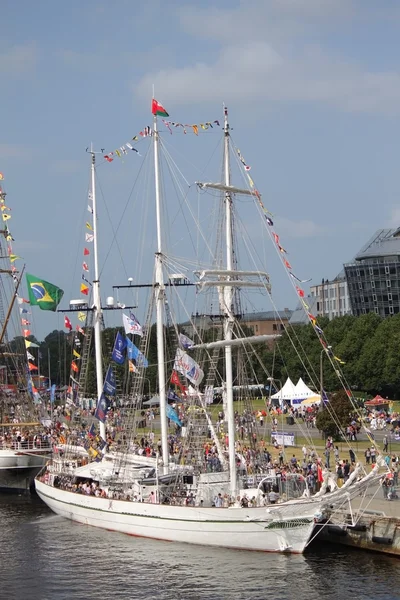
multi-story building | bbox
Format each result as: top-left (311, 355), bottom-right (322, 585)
top-left (309, 273), bottom-right (351, 319)
top-left (181, 309), bottom-right (292, 340)
top-left (241, 309), bottom-right (292, 336)
top-left (344, 228), bottom-right (400, 317)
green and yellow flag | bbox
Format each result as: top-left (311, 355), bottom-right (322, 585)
top-left (26, 273), bottom-right (64, 311)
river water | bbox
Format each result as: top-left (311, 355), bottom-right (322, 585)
top-left (1, 494), bottom-right (399, 600)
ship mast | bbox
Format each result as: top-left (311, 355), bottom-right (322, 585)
top-left (222, 107), bottom-right (237, 498)
top-left (90, 146), bottom-right (106, 441)
top-left (153, 109), bottom-right (169, 471)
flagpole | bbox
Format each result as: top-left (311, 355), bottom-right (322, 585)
top-left (48, 348), bottom-right (53, 422)
top-left (90, 145), bottom-right (106, 441)
top-left (153, 104), bottom-right (169, 472)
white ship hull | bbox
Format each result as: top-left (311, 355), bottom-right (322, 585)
top-left (35, 479), bottom-right (317, 553)
top-left (0, 449), bottom-right (49, 492)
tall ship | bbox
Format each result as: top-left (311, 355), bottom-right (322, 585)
top-left (35, 101), bottom-right (386, 552)
top-left (0, 178), bottom-right (52, 491)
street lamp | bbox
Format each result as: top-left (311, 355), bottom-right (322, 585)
top-left (320, 346), bottom-right (332, 408)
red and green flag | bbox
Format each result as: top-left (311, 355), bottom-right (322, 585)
top-left (151, 98), bottom-right (169, 117)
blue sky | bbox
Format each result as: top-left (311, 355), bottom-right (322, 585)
top-left (1, 0), bottom-right (400, 339)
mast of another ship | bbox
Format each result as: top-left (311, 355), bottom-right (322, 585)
top-left (90, 146), bottom-right (106, 442)
top-left (222, 107), bottom-right (237, 498)
top-left (153, 103), bottom-right (169, 471)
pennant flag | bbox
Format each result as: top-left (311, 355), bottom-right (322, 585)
top-left (82, 275), bottom-right (91, 285)
top-left (26, 274), bottom-right (64, 311)
top-left (111, 331), bottom-right (127, 365)
top-left (77, 311), bottom-right (86, 322)
top-left (334, 356), bottom-right (346, 365)
top-left (0, 173), bottom-right (3, 180)
top-left (73, 349), bottom-right (81, 359)
top-left (283, 259), bottom-right (292, 269)
top-left (27, 351), bottom-right (34, 360)
top-left (2, 214), bottom-right (11, 221)
top-left (289, 272), bottom-right (312, 284)
top-left (21, 319), bottom-right (30, 325)
top-left (166, 403), bottom-right (182, 427)
top-left (273, 233), bottom-right (279, 244)
top-left (80, 283), bottom-right (89, 295)
top-left (126, 338), bottom-right (148, 367)
top-left (87, 205), bottom-right (93, 214)
top-left (9, 254), bottom-right (21, 262)
top-left (104, 154), bottom-right (113, 163)
top-left (25, 339), bottom-right (39, 348)
top-left (82, 262), bottom-right (89, 272)
top-left (17, 296), bottom-right (30, 305)
top-left (266, 217), bottom-right (273, 226)
top-left (76, 325), bottom-right (85, 335)
top-left (173, 348), bottom-right (204, 386)
top-left (86, 222), bottom-right (93, 231)
top-left (295, 286), bottom-right (305, 298)
top-left (128, 360), bottom-right (136, 373)
top-left (71, 361), bottom-right (79, 373)
top-left (85, 233), bottom-right (94, 242)
top-left (179, 333), bottom-right (194, 349)
top-left (315, 325), bottom-right (323, 335)
top-left (122, 312), bottom-right (143, 336)
top-left (23, 329), bottom-right (31, 337)
top-left (64, 316), bottom-right (72, 331)
top-left (151, 98), bottom-right (169, 117)
top-left (192, 125), bottom-right (198, 135)
top-left (28, 362), bottom-right (38, 371)
top-left (84, 248), bottom-right (90, 256)
top-left (20, 308), bottom-right (29, 315)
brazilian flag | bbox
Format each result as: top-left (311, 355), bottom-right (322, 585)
top-left (26, 273), bottom-right (64, 311)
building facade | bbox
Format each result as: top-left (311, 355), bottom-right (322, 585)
top-left (309, 274), bottom-right (351, 319)
top-left (344, 228), bottom-right (400, 317)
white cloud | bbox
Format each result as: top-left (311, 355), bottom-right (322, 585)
top-left (0, 44), bottom-right (37, 74)
top-left (135, 1), bottom-right (400, 116)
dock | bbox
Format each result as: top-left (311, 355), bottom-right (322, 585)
top-left (319, 483), bottom-right (400, 556)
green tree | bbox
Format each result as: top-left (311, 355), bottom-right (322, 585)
top-left (316, 389), bottom-right (353, 439)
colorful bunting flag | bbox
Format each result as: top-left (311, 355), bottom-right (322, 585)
top-left (80, 283), bottom-right (89, 295)
top-left (77, 311), bottom-right (86, 322)
top-left (83, 248), bottom-right (90, 256)
top-left (64, 316), bottom-right (72, 331)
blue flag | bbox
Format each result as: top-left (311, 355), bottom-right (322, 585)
top-left (126, 337), bottom-right (148, 367)
top-left (167, 389), bottom-right (181, 402)
top-left (103, 365), bottom-right (116, 397)
top-left (112, 331), bottom-right (126, 365)
top-left (94, 365), bottom-right (116, 423)
top-left (166, 404), bottom-right (182, 427)
top-left (50, 383), bottom-right (56, 403)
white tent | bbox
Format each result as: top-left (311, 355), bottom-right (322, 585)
top-left (294, 378), bottom-right (317, 399)
top-left (270, 377), bottom-right (298, 403)
top-left (290, 378), bottom-right (317, 405)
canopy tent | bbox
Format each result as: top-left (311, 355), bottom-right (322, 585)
top-left (142, 396), bottom-right (160, 407)
top-left (291, 378), bottom-right (317, 406)
top-left (271, 377), bottom-right (318, 406)
top-left (300, 395), bottom-right (321, 408)
top-left (294, 378), bottom-right (316, 399)
top-left (270, 377), bottom-right (297, 403)
top-left (365, 395), bottom-right (390, 410)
